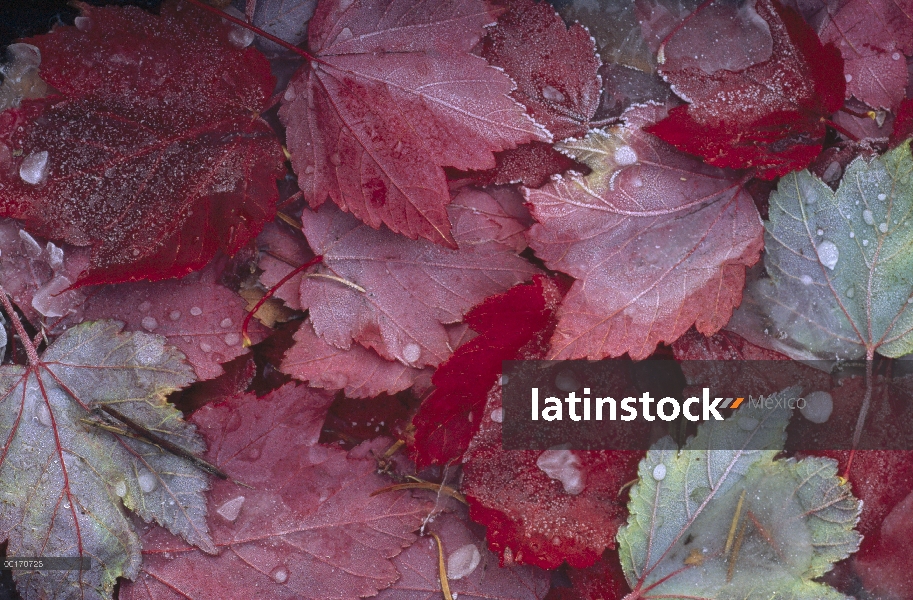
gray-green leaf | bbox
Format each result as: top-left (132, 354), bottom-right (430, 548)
top-left (0, 321), bottom-right (213, 600)
top-left (617, 389), bottom-right (861, 599)
top-left (752, 141), bottom-right (913, 359)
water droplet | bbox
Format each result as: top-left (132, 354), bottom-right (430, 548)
top-left (271, 567), bottom-right (288, 584)
top-left (541, 84), bottom-right (565, 102)
top-left (537, 449), bottom-right (585, 495)
top-left (141, 316), bottom-right (158, 331)
top-left (849, 231), bottom-right (855, 238)
top-left (19, 150), bottom-right (49, 185)
top-left (490, 408), bottom-right (503, 423)
top-left (555, 369), bottom-right (580, 392)
top-left (200, 342), bottom-right (212, 353)
top-left (801, 391), bottom-right (833, 423)
top-left (114, 480), bottom-right (127, 497)
top-left (216, 496), bottom-right (245, 522)
top-left (845, 287), bottom-right (855, 298)
top-left (800, 274), bottom-right (813, 285)
top-left (403, 343), bottom-right (421, 364)
top-left (614, 145), bottom-right (637, 166)
top-left (863, 209), bottom-right (875, 225)
top-left (880, 222), bottom-right (888, 233)
top-left (220, 318), bottom-right (232, 328)
top-left (224, 333), bottom-right (240, 346)
top-left (652, 463), bottom-right (667, 481)
top-left (228, 27), bottom-right (255, 48)
top-left (500, 374), bottom-right (509, 385)
top-left (816, 240), bottom-right (839, 270)
top-left (738, 416), bottom-right (759, 431)
top-left (35, 402), bottom-right (52, 427)
top-left (893, 52), bottom-right (902, 60)
top-left (822, 161), bottom-right (841, 183)
top-left (190, 306), bottom-right (203, 316)
top-left (863, 239), bottom-right (869, 246)
top-left (169, 310), bottom-right (181, 321)
top-left (447, 544), bottom-right (481, 580)
top-left (74, 16), bottom-right (91, 31)
top-left (139, 301), bottom-right (152, 312)
top-left (138, 470), bottom-right (157, 493)
top-left (816, 229), bottom-right (823, 236)
top-left (845, 74), bottom-right (853, 82)
top-left (878, 193), bottom-right (887, 201)
top-left (330, 153), bottom-right (341, 166)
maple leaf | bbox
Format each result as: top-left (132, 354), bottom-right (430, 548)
top-left (526, 104), bottom-right (763, 361)
top-left (806, 0), bottom-right (913, 110)
top-left (544, 550), bottom-right (631, 600)
top-left (750, 140), bottom-right (913, 361)
top-left (281, 317), bottom-right (432, 398)
top-left (411, 275), bottom-right (562, 466)
top-left (617, 393), bottom-right (860, 599)
top-left (0, 1), bottom-right (284, 285)
top-left (0, 318), bottom-right (214, 600)
top-left (375, 507), bottom-right (550, 600)
top-left (479, 0), bottom-right (602, 140)
top-left (854, 484), bottom-right (913, 598)
top-left (296, 203), bottom-right (538, 368)
top-left (446, 187), bottom-right (532, 254)
top-left (278, 0), bottom-right (547, 247)
top-left (646, 0), bottom-right (846, 179)
top-left (77, 262), bottom-right (268, 381)
top-left (118, 384), bottom-right (432, 600)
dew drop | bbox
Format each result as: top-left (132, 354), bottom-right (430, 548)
top-left (224, 333), bottom-right (240, 346)
top-left (500, 374), bottom-right (509, 385)
top-left (801, 391), bottom-right (833, 424)
top-left (490, 408), bottom-right (503, 423)
top-left (228, 27), bottom-right (256, 49)
top-left (845, 74), bottom-right (853, 82)
top-left (36, 402), bottom-right (52, 427)
top-left (200, 342), bottom-right (213, 353)
top-left (863, 209), bottom-right (875, 225)
top-left (447, 544), bottom-right (481, 580)
top-left (403, 343), bottom-right (421, 364)
top-left (330, 153), bottom-right (342, 166)
top-left (816, 229), bottom-right (823, 236)
top-left (893, 52), bottom-right (902, 60)
top-left (169, 310), bottom-right (181, 321)
top-left (614, 145), bottom-right (637, 166)
top-left (271, 567), bottom-right (288, 584)
top-left (849, 231), bottom-right (855, 238)
top-left (652, 463), bottom-right (667, 481)
top-left (537, 449), bottom-right (585, 495)
top-left (190, 306), bottom-right (203, 316)
top-left (141, 316), bottom-right (158, 331)
top-left (114, 480), bottom-right (127, 498)
top-left (880, 222), bottom-right (888, 233)
top-left (822, 161), bottom-right (841, 183)
top-left (139, 301), bottom-right (152, 312)
top-left (216, 496), bottom-right (245, 522)
top-left (800, 274), bottom-right (813, 285)
top-left (220, 318), bottom-right (232, 328)
top-left (138, 470), bottom-right (157, 493)
top-left (738, 416), bottom-right (759, 431)
top-left (541, 85), bottom-right (565, 102)
top-left (74, 16), bottom-right (91, 31)
top-left (863, 239), bottom-right (869, 246)
top-left (816, 240), bottom-right (839, 270)
top-left (554, 369), bottom-right (580, 392)
top-left (878, 193), bottom-right (887, 201)
top-left (845, 287), bottom-right (855, 298)
top-left (19, 150), bottom-right (49, 185)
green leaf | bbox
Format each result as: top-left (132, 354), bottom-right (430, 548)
top-left (617, 389), bottom-right (861, 599)
top-left (752, 140), bottom-right (913, 359)
top-left (0, 321), bottom-right (213, 600)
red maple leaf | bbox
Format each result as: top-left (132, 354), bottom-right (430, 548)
top-left (0, 2), bottom-right (285, 285)
top-left (646, 0), bottom-right (845, 179)
top-left (527, 104), bottom-right (763, 361)
top-left (411, 275), bottom-right (563, 466)
top-left (479, 0), bottom-right (603, 140)
top-left (119, 384), bottom-right (432, 600)
top-left (278, 0), bottom-right (547, 248)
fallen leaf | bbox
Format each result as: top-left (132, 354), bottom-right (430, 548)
top-left (279, 0), bottom-right (547, 247)
top-left (0, 2), bottom-right (284, 285)
top-left (526, 103), bottom-right (763, 360)
top-left (479, 0), bottom-right (602, 140)
top-left (617, 391), bottom-right (860, 598)
top-left (119, 384), bottom-right (432, 600)
top-left (0, 320), bottom-right (212, 600)
top-left (453, 141), bottom-right (584, 189)
top-left (297, 203), bottom-right (538, 368)
top-left (646, 0), bottom-right (845, 178)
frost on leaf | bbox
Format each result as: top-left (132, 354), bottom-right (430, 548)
top-left (462, 386), bottom-right (642, 570)
top-left (298, 203), bottom-right (538, 368)
top-left (0, 321), bottom-right (213, 600)
top-left (617, 391), bottom-right (860, 599)
top-left (119, 385), bottom-right (432, 600)
top-left (376, 507), bottom-right (550, 600)
top-left (76, 261), bottom-right (267, 381)
top-left (526, 104), bottom-right (763, 360)
top-left (278, 0), bottom-right (547, 247)
top-left (810, 0), bottom-right (913, 110)
top-left (0, 2), bottom-right (284, 285)
top-left (748, 141), bottom-right (913, 360)
top-left (281, 318), bottom-right (432, 398)
top-left (411, 276), bottom-right (562, 466)
top-left (479, 0), bottom-right (602, 140)
top-left (646, 0), bottom-right (845, 179)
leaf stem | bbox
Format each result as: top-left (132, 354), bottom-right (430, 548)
top-left (183, 0), bottom-right (319, 62)
top-left (824, 118), bottom-right (860, 143)
top-left (0, 284), bottom-right (39, 366)
top-left (241, 254), bottom-right (323, 345)
top-left (845, 351), bottom-right (875, 477)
